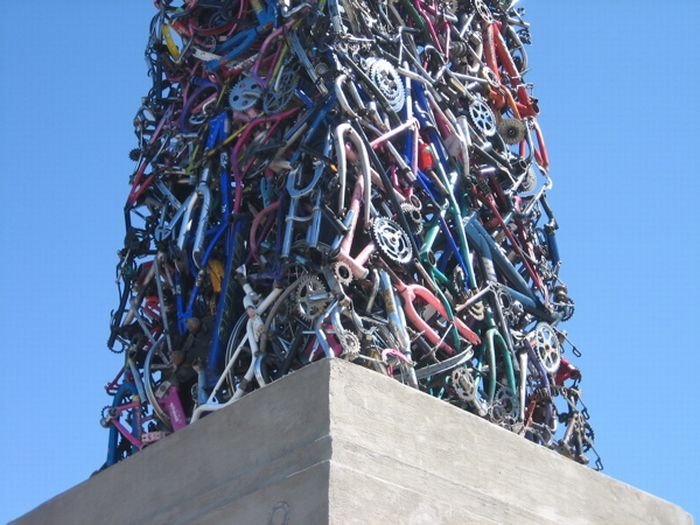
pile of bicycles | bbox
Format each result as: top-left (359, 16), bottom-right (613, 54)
top-left (101, 0), bottom-right (601, 471)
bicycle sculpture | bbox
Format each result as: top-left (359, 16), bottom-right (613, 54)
top-left (101, 0), bottom-right (602, 470)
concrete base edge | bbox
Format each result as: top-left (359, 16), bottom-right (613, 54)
top-left (12, 360), bottom-right (693, 525)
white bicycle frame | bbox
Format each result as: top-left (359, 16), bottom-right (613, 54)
top-left (191, 279), bottom-right (282, 422)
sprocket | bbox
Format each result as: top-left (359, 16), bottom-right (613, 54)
top-left (332, 261), bottom-right (354, 286)
top-left (371, 217), bottom-right (413, 265)
top-left (338, 330), bottom-right (361, 360)
top-left (229, 76), bottom-right (264, 111)
top-left (452, 367), bottom-right (477, 402)
top-left (467, 96), bottom-right (497, 138)
top-left (489, 386), bottom-right (519, 426)
top-left (295, 275), bottom-right (332, 321)
top-left (367, 58), bottom-right (405, 113)
top-left (400, 202), bottom-right (424, 234)
top-left (498, 118), bottom-right (527, 145)
top-left (530, 322), bottom-right (561, 374)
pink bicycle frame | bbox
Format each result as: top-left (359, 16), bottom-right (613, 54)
top-left (390, 272), bottom-right (481, 356)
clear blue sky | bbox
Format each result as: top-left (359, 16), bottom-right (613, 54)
top-left (1, 1), bottom-right (698, 522)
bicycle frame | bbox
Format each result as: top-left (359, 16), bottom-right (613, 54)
top-left (191, 274), bottom-right (283, 421)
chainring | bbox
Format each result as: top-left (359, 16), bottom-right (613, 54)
top-left (371, 217), bottom-right (413, 265)
top-left (489, 386), bottom-right (519, 426)
top-left (229, 76), bottom-right (264, 111)
top-left (452, 367), bottom-right (477, 402)
top-left (531, 322), bottom-right (562, 374)
top-left (295, 275), bottom-right (332, 321)
top-left (367, 58), bottom-right (405, 113)
top-left (263, 65), bottom-right (299, 114)
top-left (467, 96), bottom-right (497, 138)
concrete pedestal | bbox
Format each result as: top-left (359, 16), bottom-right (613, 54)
top-left (12, 359), bottom-right (692, 524)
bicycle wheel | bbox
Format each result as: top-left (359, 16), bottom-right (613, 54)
top-left (258, 279), bottom-right (308, 369)
top-left (223, 314), bottom-right (255, 399)
top-left (143, 338), bottom-right (173, 426)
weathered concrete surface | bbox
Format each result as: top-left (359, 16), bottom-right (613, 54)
top-left (11, 362), bottom-right (332, 525)
top-left (327, 362), bottom-right (693, 525)
top-left (12, 359), bottom-right (692, 525)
